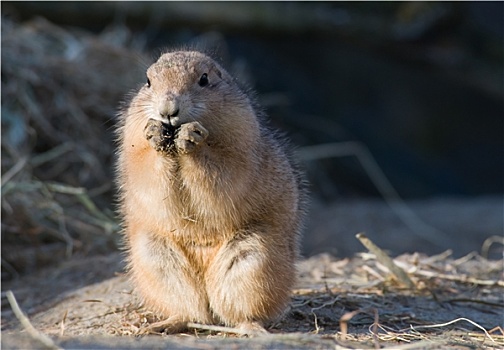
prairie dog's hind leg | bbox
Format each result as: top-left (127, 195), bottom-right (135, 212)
top-left (205, 229), bottom-right (295, 331)
top-left (128, 231), bottom-right (213, 330)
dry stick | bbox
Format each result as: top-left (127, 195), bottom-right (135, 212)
top-left (481, 235), bottom-right (504, 259)
top-left (421, 249), bottom-right (453, 264)
top-left (311, 312), bottom-right (320, 334)
top-left (391, 258), bottom-right (504, 287)
top-left (1, 156), bottom-right (28, 186)
top-left (6, 290), bottom-right (63, 350)
top-left (45, 182), bottom-right (116, 224)
top-left (339, 309), bottom-right (358, 340)
top-left (408, 317), bottom-right (496, 343)
top-left (186, 322), bottom-right (261, 336)
top-left (356, 233), bottom-right (415, 289)
top-left (371, 308), bottom-right (380, 350)
top-left (30, 143), bottom-right (74, 167)
top-left (488, 326), bottom-right (504, 336)
top-left (4, 179), bottom-right (117, 230)
top-left (59, 310), bottom-right (68, 337)
top-left (297, 142), bottom-right (449, 247)
top-left (339, 307), bottom-right (380, 348)
top-left (406, 267), bottom-right (504, 287)
top-left (452, 251), bottom-right (479, 266)
top-left (310, 296), bottom-right (341, 312)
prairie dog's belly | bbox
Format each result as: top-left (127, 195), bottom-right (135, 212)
top-left (132, 229), bottom-right (225, 276)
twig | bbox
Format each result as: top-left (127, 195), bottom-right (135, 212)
top-left (452, 251), bottom-right (479, 266)
top-left (59, 310), bottom-right (68, 337)
top-left (6, 290), bottom-right (63, 350)
top-left (356, 233), bottom-right (415, 289)
top-left (488, 326), bottom-right (504, 336)
top-left (373, 323), bottom-right (426, 343)
top-left (30, 143), bottom-right (74, 167)
top-left (371, 308), bottom-right (380, 349)
top-left (421, 249), bottom-right (453, 264)
top-left (1, 156), bottom-right (28, 186)
top-left (2, 179), bottom-right (117, 229)
top-left (186, 322), bottom-right (262, 336)
top-left (340, 307), bottom-right (380, 348)
top-left (362, 264), bottom-right (386, 281)
top-left (408, 268), bottom-right (504, 287)
top-left (311, 312), bottom-right (320, 334)
top-left (481, 235), bottom-right (504, 259)
top-left (392, 257), bottom-right (504, 287)
top-left (408, 317), bottom-right (496, 343)
top-left (310, 296), bottom-right (341, 311)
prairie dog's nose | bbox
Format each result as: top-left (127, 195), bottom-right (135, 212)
top-left (158, 96), bottom-right (179, 118)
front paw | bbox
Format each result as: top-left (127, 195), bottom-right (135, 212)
top-left (144, 119), bottom-right (176, 153)
top-left (174, 121), bottom-right (209, 154)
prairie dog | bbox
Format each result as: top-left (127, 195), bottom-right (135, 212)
top-left (116, 50), bottom-right (306, 334)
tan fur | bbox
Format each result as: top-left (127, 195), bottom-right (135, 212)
top-left (115, 51), bottom-right (305, 333)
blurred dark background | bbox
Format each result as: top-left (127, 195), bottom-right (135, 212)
top-left (2, 2), bottom-right (503, 279)
top-left (5, 1), bottom-right (503, 198)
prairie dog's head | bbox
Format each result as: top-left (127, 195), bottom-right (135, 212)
top-left (137, 51), bottom-right (250, 127)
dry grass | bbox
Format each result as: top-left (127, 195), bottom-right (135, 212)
top-left (1, 15), bottom-right (146, 277)
top-left (3, 245), bottom-right (503, 349)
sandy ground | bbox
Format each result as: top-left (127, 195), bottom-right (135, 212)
top-left (2, 197), bottom-right (503, 349)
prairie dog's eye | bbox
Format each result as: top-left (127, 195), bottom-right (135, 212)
top-left (146, 77), bottom-right (151, 88)
top-left (198, 73), bottom-right (209, 87)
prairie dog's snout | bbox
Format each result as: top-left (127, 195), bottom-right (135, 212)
top-left (157, 93), bottom-right (181, 126)
top-left (146, 63), bottom-right (202, 126)
top-left (158, 93), bottom-right (179, 118)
